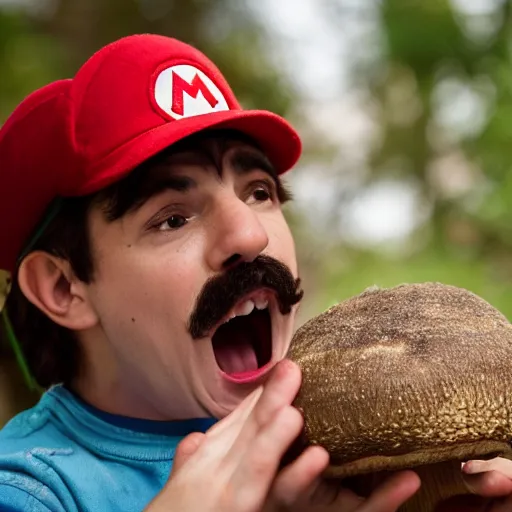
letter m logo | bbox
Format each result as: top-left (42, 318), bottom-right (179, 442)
top-left (153, 65), bottom-right (230, 121)
top-left (172, 72), bottom-right (219, 116)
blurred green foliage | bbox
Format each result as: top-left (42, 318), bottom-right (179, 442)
top-left (0, 0), bottom-right (296, 120)
top-left (313, 0), bottom-right (512, 320)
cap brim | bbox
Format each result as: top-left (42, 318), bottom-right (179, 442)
top-left (77, 109), bottom-right (301, 195)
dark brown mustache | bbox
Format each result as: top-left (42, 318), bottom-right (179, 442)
top-left (188, 255), bottom-right (303, 339)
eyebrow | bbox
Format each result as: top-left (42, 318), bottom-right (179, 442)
top-left (229, 150), bottom-right (291, 203)
top-left (145, 174), bottom-right (197, 194)
top-left (124, 174), bottom-right (197, 214)
top-left (229, 149), bottom-right (279, 182)
top-left (101, 146), bottom-right (291, 221)
top-left (135, 149), bottom-right (280, 208)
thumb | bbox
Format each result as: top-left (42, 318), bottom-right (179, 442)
top-left (170, 432), bottom-right (207, 476)
top-left (462, 459), bottom-right (512, 498)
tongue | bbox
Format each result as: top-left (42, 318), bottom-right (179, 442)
top-left (215, 340), bottom-right (258, 375)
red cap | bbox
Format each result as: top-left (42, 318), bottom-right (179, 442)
top-left (0, 34), bottom-right (301, 274)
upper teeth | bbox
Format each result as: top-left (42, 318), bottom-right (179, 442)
top-left (254, 297), bottom-right (268, 310)
top-left (237, 300), bottom-right (255, 317)
top-left (224, 296), bottom-right (269, 323)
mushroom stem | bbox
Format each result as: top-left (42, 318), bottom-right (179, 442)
top-left (347, 460), bottom-right (492, 512)
top-left (400, 460), bottom-right (490, 512)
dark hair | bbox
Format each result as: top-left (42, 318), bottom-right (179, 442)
top-left (5, 130), bottom-right (291, 388)
top-left (6, 196), bottom-right (95, 388)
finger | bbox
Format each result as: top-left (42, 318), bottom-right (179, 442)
top-left (463, 458), bottom-right (512, 478)
top-left (250, 360), bottom-right (302, 429)
top-left (170, 432), bottom-right (206, 475)
top-left (463, 470), bottom-right (512, 497)
top-left (271, 445), bottom-right (330, 506)
top-left (357, 471), bottom-right (421, 512)
top-left (231, 406), bottom-right (304, 510)
top-left (187, 390), bottom-right (265, 472)
top-left (310, 481), bottom-right (365, 510)
top-left (208, 360), bottom-right (300, 445)
top-left (225, 360), bottom-right (302, 463)
top-left (207, 385), bottom-right (264, 437)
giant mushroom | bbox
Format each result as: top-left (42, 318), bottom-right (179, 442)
top-left (288, 283), bottom-right (512, 511)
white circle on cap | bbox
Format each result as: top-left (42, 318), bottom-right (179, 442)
top-left (154, 65), bottom-right (230, 120)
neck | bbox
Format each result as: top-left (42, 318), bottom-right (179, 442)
top-left (72, 340), bottom-right (211, 421)
top-left (71, 330), bottom-right (162, 419)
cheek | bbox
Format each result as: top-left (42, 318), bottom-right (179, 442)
top-left (89, 244), bottom-right (206, 340)
top-left (264, 213), bottom-right (298, 276)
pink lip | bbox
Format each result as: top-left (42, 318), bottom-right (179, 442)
top-left (220, 361), bottom-right (274, 384)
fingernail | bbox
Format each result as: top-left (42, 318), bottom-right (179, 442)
top-left (273, 360), bottom-right (288, 378)
top-left (462, 461), bottom-right (479, 474)
top-left (281, 359), bottom-right (295, 369)
top-left (278, 359), bottom-right (298, 375)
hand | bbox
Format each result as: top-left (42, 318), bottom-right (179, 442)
top-left (145, 360), bottom-right (420, 512)
top-left (145, 360), bottom-right (325, 512)
top-left (463, 457), bottom-right (512, 511)
top-left (436, 457), bottom-right (512, 512)
top-left (267, 471), bottom-right (420, 512)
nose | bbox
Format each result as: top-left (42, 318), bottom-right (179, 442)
top-left (205, 196), bottom-right (269, 271)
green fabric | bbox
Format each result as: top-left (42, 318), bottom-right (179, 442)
top-left (1, 197), bottom-right (64, 392)
top-left (1, 303), bottom-right (39, 392)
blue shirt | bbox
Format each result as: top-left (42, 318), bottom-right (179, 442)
top-left (0, 386), bottom-right (216, 511)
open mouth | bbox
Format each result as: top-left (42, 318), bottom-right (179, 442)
top-left (211, 290), bottom-right (274, 382)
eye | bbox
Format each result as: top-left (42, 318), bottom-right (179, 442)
top-left (247, 181), bottom-right (275, 204)
top-left (158, 214), bottom-right (188, 231)
top-left (253, 188), bottom-right (271, 201)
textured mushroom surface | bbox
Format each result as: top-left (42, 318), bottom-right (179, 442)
top-left (288, 283), bottom-right (512, 477)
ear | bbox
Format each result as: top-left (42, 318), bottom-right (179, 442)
top-left (17, 251), bottom-right (98, 331)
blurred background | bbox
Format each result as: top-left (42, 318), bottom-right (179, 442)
top-left (1, 0), bottom-right (512, 423)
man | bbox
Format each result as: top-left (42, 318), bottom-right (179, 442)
top-left (0, 34), bottom-right (510, 512)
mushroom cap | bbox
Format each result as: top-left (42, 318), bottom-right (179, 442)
top-left (288, 283), bottom-right (512, 477)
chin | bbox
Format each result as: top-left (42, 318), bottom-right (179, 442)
top-left (199, 290), bottom-right (295, 418)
